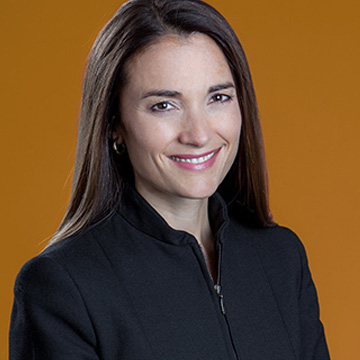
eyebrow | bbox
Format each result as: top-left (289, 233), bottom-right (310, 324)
top-left (207, 82), bottom-right (235, 94)
top-left (141, 82), bottom-right (235, 99)
top-left (142, 90), bottom-right (182, 99)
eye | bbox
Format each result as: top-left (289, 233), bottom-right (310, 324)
top-left (209, 93), bottom-right (232, 104)
top-left (150, 101), bottom-right (176, 112)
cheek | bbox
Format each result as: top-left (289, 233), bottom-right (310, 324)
top-left (233, 120), bottom-right (242, 145)
top-left (220, 111), bottom-right (242, 144)
top-left (123, 120), bottom-right (176, 159)
top-left (223, 114), bottom-right (242, 168)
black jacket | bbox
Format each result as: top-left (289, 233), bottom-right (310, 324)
top-left (10, 188), bottom-right (330, 359)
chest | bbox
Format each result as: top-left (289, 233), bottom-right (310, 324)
top-left (78, 238), bottom-right (300, 360)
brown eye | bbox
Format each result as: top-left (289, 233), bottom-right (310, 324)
top-left (157, 102), bottom-right (168, 109)
top-left (150, 101), bottom-right (175, 112)
top-left (209, 94), bottom-right (231, 104)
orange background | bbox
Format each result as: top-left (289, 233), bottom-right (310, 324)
top-left (1, 0), bottom-right (359, 358)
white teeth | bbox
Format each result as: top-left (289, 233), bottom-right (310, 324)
top-left (170, 151), bottom-right (216, 164)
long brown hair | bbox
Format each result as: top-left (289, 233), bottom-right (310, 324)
top-left (49, 0), bottom-right (274, 245)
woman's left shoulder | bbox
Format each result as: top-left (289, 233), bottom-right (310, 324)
top-left (225, 219), bottom-right (331, 359)
top-left (252, 224), bottom-right (306, 256)
top-left (227, 218), bottom-right (308, 270)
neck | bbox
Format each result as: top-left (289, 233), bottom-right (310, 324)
top-left (137, 189), bottom-right (213, 247)
top-left (136, 187), bottom-right (217, 283)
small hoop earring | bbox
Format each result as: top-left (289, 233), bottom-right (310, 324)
top-left (113, 141), bottom-right (126, 155)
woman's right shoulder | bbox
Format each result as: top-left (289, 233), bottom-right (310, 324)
top-left (14, 212), bottom-right (121, 296)
top-left (10, 229), bottom-right (103, 358)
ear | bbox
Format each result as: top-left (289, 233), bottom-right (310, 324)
top-left (110, 130), bottom-right (123, 144)
top-left (109, 123), bottom-right (124, 144)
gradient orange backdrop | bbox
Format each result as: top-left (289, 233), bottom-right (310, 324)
top-left (1, 0), bottom-right (359, 358)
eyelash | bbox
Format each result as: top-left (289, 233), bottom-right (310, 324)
top-left (149, 93), bottom-right (233, 113)
top-left (150, 101), bottom-right (175, 113)
top-left (209, 93), bottom-right (233, 104)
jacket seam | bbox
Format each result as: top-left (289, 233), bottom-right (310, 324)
top-left (253, 243), bottom-right (298, 360)
top-left (90, 230), bottom-right (160, 358)
top-left (17, 254), bottom-right (99, 351)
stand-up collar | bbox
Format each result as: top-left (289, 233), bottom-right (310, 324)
top-left (117, 185), bottom-right (229, 246)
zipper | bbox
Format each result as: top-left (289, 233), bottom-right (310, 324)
top-left (214, 284), bottom-right (226, 314)
top-left (214, 241), bottom-right (225, 313)
top-left (193, 240), bottom-right (240, 360)
top-left (214, 242), bottom-right (240, 360)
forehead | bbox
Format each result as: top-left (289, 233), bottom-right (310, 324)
top-left (122, 33), bottom-right (234, 93)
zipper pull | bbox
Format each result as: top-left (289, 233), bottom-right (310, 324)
top-left (214, 284), bottom-right (226, 315)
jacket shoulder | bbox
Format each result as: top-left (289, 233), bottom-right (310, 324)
top-left (226, 218), bottom-right (312, 295)
top-left (228, 217), bottom-right (306, 258)
top-left (11, 241), bottom-right (100, 358)
top-left (14, 212), bottom-right (122, 298)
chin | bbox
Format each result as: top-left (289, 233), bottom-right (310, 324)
top-left (178, 183), bottom-right (219, 200)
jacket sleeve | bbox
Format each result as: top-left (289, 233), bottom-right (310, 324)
top-left (296, 238), bottom-right (331, 359)
top-left (9, 255), bottom-right (99, 359)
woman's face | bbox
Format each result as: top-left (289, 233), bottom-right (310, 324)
top-left (115, 33), bottom-right (241, 203)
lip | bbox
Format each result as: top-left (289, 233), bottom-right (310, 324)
top-left (168, 147), bottom-right (221, 171)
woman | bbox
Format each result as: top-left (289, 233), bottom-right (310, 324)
top-left (10, 0), bottom-right (330, 359)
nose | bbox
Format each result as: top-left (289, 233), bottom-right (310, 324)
top-left (178, 110), bottom-right (212, 147)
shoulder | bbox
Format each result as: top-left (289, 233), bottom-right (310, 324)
top-left (227, 216), bottom-right (309, 279)
top-left (14, 212), bottom-right (122, 298)
top-left (228, 215), bottom-right (305, 254)
top-left (10, 225), bottom-right (115, 356)
top-left (225, 218), bottom-right (330, 358)
top-left (227, 217), bottom-right (316, 313)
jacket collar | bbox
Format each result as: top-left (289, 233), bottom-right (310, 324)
top-left (117, 185), bottom-right (229, 246)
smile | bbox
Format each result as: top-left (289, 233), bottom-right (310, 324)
top-left (168, 148), bottom-right (221, 171)
top-left (169, 150), bottom-right (217, 164)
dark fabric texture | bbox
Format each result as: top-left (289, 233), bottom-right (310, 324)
top-left (10, 188), bottom-right (330, 359)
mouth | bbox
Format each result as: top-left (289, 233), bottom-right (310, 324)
top-left (168, 148), bottom-right (221, 164)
